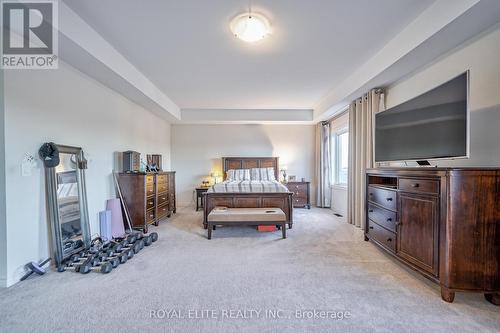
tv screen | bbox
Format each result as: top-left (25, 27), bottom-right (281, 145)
top-left (375, 72), bottom-right (468, 162)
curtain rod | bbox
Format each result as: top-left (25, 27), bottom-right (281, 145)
top-left (321, 107), bottom-right (349, 125)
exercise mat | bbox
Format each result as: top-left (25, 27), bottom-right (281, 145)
top-left (106, 198), bottom-right (125, 238)
top-left (99, 210), bottom-right (112, 243)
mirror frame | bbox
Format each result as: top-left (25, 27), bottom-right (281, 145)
top-left (44, 144), bottom-right (91, 270)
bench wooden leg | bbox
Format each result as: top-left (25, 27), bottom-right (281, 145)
top-left (282, 223), bottom-right (286, 239)
top-left (208, 224), bottom-right (212, 239)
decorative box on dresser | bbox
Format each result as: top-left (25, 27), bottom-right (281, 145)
top-left (117, 171), bottom-right (176, 233)
top-left (285, 181), bottom-right (310, 209)
top-left (365, 168), bottom-right (500, 305)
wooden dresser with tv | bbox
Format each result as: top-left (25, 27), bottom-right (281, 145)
top-left (117, 171), bottom-right (176, 233)
top-left (365, 168), bottom-right (499, 305)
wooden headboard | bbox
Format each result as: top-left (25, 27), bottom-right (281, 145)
top-left (222, 157), bottom-right (279, 180)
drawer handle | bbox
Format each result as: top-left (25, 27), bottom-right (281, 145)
top-left (387, 218), bottom-right (392, 222)
top-left (386, 197), bottom-right (393, 201)
top-left (387, 238), bottom-right (392, 242)
top-left (149, 214), bottom-right (154, 218)
top-left (369, 193), bottom-right (373, 196)
top-left (411, 183), bottom-right (420, 188)
top-left (369, 226), bottom-right (374, 229)
top-left (368, 209), bottom-right (373, 213)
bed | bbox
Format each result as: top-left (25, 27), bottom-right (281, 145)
top-left (203, 157), bottom-right (293, 229)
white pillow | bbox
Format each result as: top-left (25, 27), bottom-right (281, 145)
top-left (226, 169), bottom-right (250, 181)
top-left (250, 167), bottom-right (276, 181)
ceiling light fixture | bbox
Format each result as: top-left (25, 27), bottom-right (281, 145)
top-left (230, 5), bottom-right (270, 43)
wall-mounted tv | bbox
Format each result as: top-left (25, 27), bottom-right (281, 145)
top-left (375, 72), bottom-right (469, 162)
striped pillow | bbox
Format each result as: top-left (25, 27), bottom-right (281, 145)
top-left (250, 167), bottom-right (276, 181)
top-left (226, 169), bottom-right (250, 181)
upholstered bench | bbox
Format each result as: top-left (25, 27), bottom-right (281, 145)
top-left (207, 208), bottom-right (287, 239)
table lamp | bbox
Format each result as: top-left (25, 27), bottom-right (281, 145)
top-left (211, 171), bottom-right (220, 184)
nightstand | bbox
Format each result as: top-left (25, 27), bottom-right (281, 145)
top-left (196, 187), bottom-right (209, 211)
top-left (285, 181), bottom-right (311, 209)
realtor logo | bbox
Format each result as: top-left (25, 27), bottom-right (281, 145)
top-left (1, 0), bottom-right (58, 69)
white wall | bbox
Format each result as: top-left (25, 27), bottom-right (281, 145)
top-left (385, 23), bottom-right (500, 167)
top-left (0, 69), bottom-right (6, 287)
top-left (171, 124), bottom-right (316, 207)
top-left (3, 62), bottom-right (171, 286)
top-left (331, 186), bottom-right (347, 218)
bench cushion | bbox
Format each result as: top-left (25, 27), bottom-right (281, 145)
top-left (208, 208), bottom-right (286, 222)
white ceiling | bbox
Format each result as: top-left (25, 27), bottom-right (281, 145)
top-left (63, 0), bottom-right (435, 110)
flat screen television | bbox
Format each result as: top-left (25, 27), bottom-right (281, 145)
top-left (375, 72), bottom-right (469, 162)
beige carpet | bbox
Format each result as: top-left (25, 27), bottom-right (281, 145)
top-left (0, 207), bottom-right (498, 332)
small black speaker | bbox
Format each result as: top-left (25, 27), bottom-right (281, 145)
top-left (123, 151), bottom-right (140, 172)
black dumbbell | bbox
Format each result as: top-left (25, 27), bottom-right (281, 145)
top-left (95, 255), bottom-right (120, 268)
top-left (98, 250), bottom-right (128, 264)
top-left (143, 234), bottom-right (153, 246)
top-left (63, 262), bottom-right (91, 274)
top-left (108, 241), bottom-right (134, 259)
top-left (120, 239), bottom-right (143, 254)
top-left (88, 261), bottom-right (113, 274)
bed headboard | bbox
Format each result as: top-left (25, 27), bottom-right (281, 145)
top-left (222, 157), bottom-right (279, 180)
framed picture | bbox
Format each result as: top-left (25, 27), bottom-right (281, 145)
top-left (288, 175), bottom-right (296, 181)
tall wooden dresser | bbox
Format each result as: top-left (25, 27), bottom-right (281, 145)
top-left (117, 171), bottom-right (176, 233)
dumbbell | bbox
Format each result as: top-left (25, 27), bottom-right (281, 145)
top-left (150, 232), bottom-right (158, 242)
top-left (107, 252), bottom-right (128, 264)
top-left (95, 254), bottom-right (121, 268)
top-left (69, 252), bottom-right (99, 265)
top-left (117, 239), bottom-right (143, 254)
top-left (88, 261), bottom-right (113, 274)
top-left (143, 234), bottom-right (153, 246)
top-left (62, 262), bottom-right (91, 274)
top-left (20, 258), bottom-right (51, 281)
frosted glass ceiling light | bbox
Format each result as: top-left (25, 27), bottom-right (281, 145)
top-left (230, 12), bottom-right (270, 43)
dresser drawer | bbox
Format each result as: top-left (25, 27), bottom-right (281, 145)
top-left (367, 221), bottom-right (396, 252)
top-left (157, 182), bottom-right (168, 193)
top-left (146, 184), bottom-right (155, 197)
top-left (146, 175), bottom-right (154, 185)
top-left (146, 208), bottom-right (155, 223)
top-left (157, 204), bottom-right (169, 218)
top-left (293, 197), bottom-right (308, 206)
top-left (399, 178), bottom-right (439, 195)
top-left (368, 203), bottom-right (396, 232)
top-left (158, 193), bottom-right (169, 206)
top-left (146, 197), bottom-right (155, 210)
top-left (289, 183), bottom-right (307, 193)
top-left (368, 186), bottom-right (396, 211)
top-left (157, 174), bottom-right (168, 184)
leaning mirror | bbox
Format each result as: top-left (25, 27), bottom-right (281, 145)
top-left (40, 143), bottom-right (91, 270)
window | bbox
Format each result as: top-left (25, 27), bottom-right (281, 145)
top-left (335, 131), bottom-right (349, 185)
top-left (330, 111), bottom-right (349, 186)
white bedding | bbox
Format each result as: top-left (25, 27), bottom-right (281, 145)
top-left (208, 180), bottom-right (289, 193)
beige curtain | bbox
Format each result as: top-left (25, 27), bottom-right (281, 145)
top-left (315, 122), bottom-right (331, 207)
top-left (347, 89), bottom-right (385, 228)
